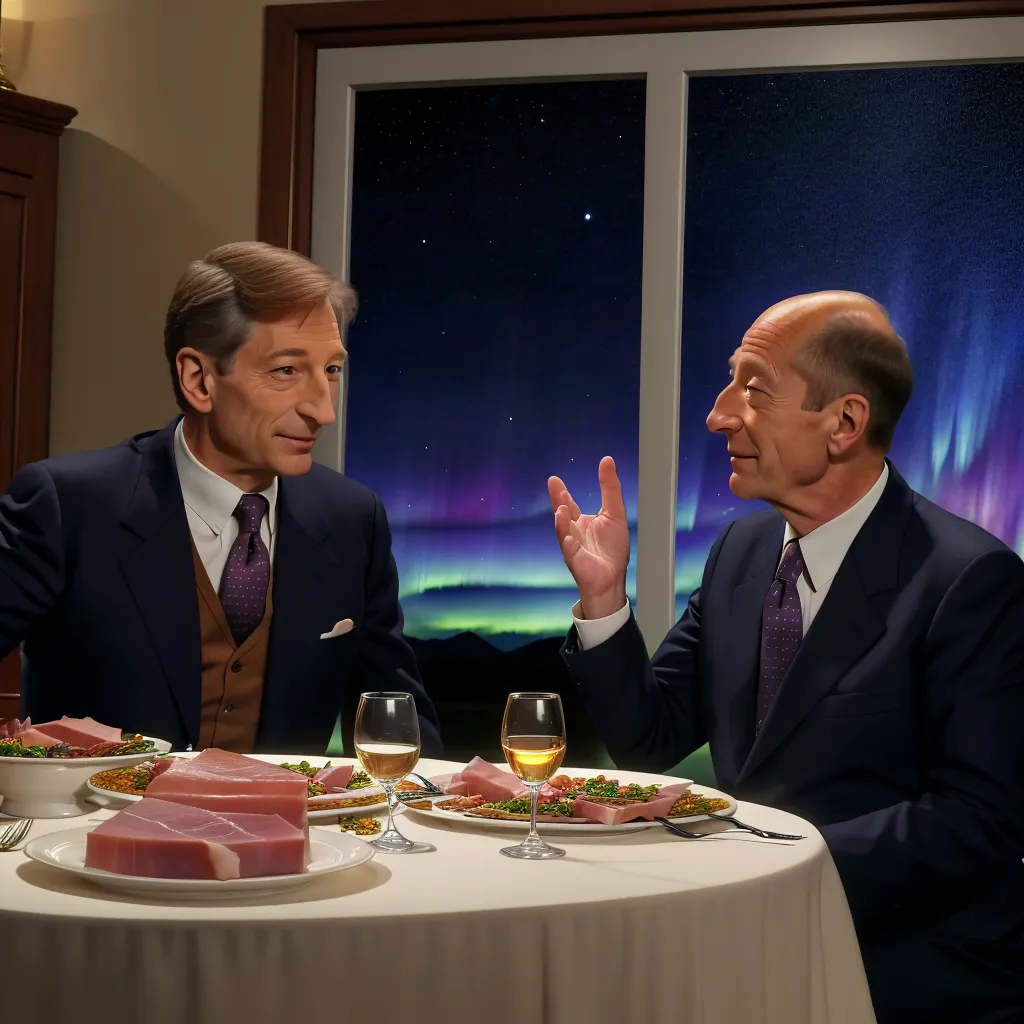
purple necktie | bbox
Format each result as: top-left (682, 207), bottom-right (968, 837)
top-left (218, 494), bottom-right (271, 646)
top-left (755, 539), bottom-right (806, 733)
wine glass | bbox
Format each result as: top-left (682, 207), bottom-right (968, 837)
top-left (354, 692), bottom-right (435, 854)
top-left (499, 692), bottom-right (567, 860)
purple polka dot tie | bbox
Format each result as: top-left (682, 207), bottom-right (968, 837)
top-left (218, 494), bottom-right (271, 647)
top-left (755, 539), bottom-right (805, 733)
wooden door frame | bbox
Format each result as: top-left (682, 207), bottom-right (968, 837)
top-left (258, 0), bottom-right (1022, 253)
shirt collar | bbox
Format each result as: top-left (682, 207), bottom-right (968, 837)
top-left (173, 418), bottom-right (278, 537)
top-left (783, 463), bottom-right (889, 592)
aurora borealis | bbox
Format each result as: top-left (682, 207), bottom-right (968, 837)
top-left (344, 65), bottom-right (1024, 645)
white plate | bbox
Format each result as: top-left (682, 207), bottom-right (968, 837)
top-left (402, 785), bottom-right (737, 835)
top-left (85, 774), bottom-right (391, 821)
top-left (24, 825), bottom-right (374, 899)
top-left (0, 738), bottom-right (172, 819)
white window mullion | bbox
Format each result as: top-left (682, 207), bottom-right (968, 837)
top-left (634, 66), bottom-right (686, 653)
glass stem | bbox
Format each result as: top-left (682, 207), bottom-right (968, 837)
top-left (526, 781), bottom-right (541, 844)
top-left (382, 781), bottom-right (397, 834)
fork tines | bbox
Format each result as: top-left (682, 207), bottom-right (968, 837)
top-left (0, 817), bottom-right (32, 850)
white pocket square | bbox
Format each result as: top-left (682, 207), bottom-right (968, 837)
top-left (320, 618), bottom-right (354, 639)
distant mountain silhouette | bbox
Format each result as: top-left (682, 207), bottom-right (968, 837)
top-left (407, 631), bottom-right (604, 764)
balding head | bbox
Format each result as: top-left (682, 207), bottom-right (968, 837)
top-left (774, 292), bottom-right (913, 452)
top-left (707, 290), bottom-right (914, 528)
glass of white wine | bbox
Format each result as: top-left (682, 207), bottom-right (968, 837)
top-left (500, 692), bottom-right (567, 860)
top-left (354, 691), bottom-right (435, 854)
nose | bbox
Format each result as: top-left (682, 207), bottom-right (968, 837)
top-left (706, 385), bottom-right (743, 435)
top-left (297, 371), bottom-right (337, 427)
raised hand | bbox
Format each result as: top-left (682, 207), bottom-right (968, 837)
top-left (547, 456), bottom-right (630, 620)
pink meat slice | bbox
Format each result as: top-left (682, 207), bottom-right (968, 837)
top-left (32, 716), bottom-right (124, 748)
top-left (313, 764), bottom-right (354, 790)
top-left (85, 797), bottom-right (307, 879)
top-left (571, 793), bottom-right (677, 825)
top-left (656, 782), bottom-right (693, 800)
top-left (436, 772), bottom-right (469, 796)
top-left (462, 756), bottom-right (528, 802)
top-left (147, 749), bottom-right (308, 832)
top-left (11, 728), bottom-right (62, 749)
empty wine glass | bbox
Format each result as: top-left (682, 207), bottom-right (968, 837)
top-left (354, 692), bottom-right (435, 854)
top-left (499, 692), bottom-right (567, 860)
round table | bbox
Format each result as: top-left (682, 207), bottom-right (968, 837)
top-left (1, 758), bottom-right (875, 1023)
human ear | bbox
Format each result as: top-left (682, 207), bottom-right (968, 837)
top-left (176, 348), bottom-right (214, 414)
top-left (826, 393), bottom-right (870, 456)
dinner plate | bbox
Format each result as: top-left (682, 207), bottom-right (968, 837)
top-left (84, 779), bottom-right (392, 821)
top-left (402, 785), bottom-right (737, 835)
top-left (24, 825), bottom-right (374, 899)
top-left (86, 755), bottom-right (392, 821)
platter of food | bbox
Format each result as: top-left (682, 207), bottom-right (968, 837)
top-left (87, 756), bottom-right (395, 821)
top-left (400, 757), bottom-right (736, 835)
top-left (24, 822), bottom-right (374, 900)
top-left (0, 716), bottom-right (172, 818)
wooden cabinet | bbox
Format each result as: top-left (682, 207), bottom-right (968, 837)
top-left (0, 90), bottom-right (76, 722)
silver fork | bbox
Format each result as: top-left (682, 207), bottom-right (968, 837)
top-left (0, 817), bottom-right (32, 851)
top-left (404, 772), bottom-right (444, 795)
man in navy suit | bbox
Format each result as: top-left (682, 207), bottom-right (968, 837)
top-left (0, 242), bottom-right (441, 758)
top-left (548, 291), bottom-right (1024, 1022)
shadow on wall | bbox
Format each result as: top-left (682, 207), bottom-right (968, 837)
top-left (50, 129), bottom-right (221, 455)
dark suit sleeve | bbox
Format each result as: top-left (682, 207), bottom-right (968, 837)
top-left (347, 494), bottom-right (443, 756)
top-left (822, 548), bottom-right (1024, 918)
top-left (561, 525), bottom-right (732, 772)
top-left (0, 463), bottom-right (65, 659)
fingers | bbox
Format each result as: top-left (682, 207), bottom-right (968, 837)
top-left (547, 475), bottom-right (581, 520)
top-left (547, 476), bottom-right (565, 514)
top-left (598, 456), bottom-right (626, 520)
top-left (553, 504), bottom-right (573, 546)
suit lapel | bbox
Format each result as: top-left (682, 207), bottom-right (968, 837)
top-left (737, 464), bottom-right (911, 782)
top-left (118, 417), bottom-right (203, 747)
top-left (718, 528), bottom-right (781, 778)
top-left (259, 478), bottom-right (339, 748)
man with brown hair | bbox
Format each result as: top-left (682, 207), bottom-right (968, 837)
top-left (0, 241), bottom-right (441, 757)
top-left (549, 291), bottom-right (1024, 1022)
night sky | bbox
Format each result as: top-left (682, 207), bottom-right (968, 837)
top-left (676, 63), bottom-right (1024, 608)
top-left (346, 82), bottom-right (645, 644)
top-left (344, 65), bottom-right (1024, 643)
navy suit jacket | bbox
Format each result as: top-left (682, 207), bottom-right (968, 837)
top-left (0, 418), bottom-right (442, 756)
top-left (564, 466), bottom-right (1024, 1000)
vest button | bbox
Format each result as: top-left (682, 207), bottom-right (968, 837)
top-left (231, 661), bottom-right (243, 673)
top-left (225, 702), bottom-right (234, 713)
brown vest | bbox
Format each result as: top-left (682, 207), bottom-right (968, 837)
top-left (192, 542), bottom-right (273, 752)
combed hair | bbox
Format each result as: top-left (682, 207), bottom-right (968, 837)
top-left (163, 241), bottom-right (358, 410)
top-left (795, 312), bottom-right (914, 452)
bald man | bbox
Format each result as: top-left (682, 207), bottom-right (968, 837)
top-left (549, 292), bottom-right (1024, 1022)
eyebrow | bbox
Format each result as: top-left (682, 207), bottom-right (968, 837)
top-left (266, 347), bottom-right (346, 361)
top-left (729, 351), bottom-right (775, 378)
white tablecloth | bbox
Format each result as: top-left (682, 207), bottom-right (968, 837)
top-left (1, 758), bottom-right (875, 1023)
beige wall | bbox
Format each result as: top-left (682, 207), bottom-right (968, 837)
top-left (2, 0), bottom-right (311, 455)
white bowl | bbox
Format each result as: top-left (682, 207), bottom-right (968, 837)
top-left (0, 738), bottom-right (172, 818)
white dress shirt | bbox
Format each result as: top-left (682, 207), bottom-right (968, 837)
top-left (172, 419), bottom-right (278, 592)
top-left (573, 463), bottom-right (889, 649)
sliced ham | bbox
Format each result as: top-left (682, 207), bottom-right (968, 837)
top-left (313, 764), bottom-right (354, 791)
top-left (10, 728), bottom-right (63, 749)
top-left (436, 772), bottom-right (469, 796)
top-left (537, 782), bottom-right (565, 803)
top-left (657, 782), bottom-right (693, 800)
top-left (32, 716), bottom-right (123, 748)
top-left (571, 793), bottom-right (677, 825)
top-left (147, 748), bottom-right (308, 831)
top-left (461, 756), bottom-right (528, 802)
top-left (85, 797), bottom-right (306, 879)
